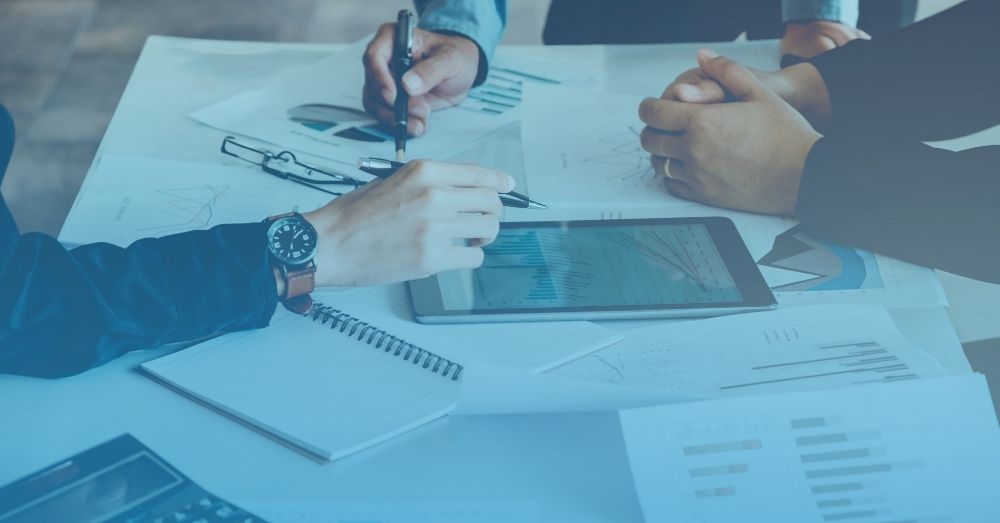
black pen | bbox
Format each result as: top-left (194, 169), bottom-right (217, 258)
top-left (357, 157), bottom-right (548, 209)
top-left (392, 10), bottom-right (415, 162)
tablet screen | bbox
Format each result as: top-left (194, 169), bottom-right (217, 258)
top-left (436, 222), bottom-right (743, 310)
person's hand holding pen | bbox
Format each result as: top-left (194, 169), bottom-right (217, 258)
top-left (299, 160), bottom-right (513, 287)
top-left (362, 23), bottom-right (480, 138)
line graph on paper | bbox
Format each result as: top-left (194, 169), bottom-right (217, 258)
top-left (581, 127), bottom-right (656, 182)
top-left (136, 185), bottom-right (231, 235)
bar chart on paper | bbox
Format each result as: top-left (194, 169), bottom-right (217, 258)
top-left (551, 305), bottom-right (947, 396)
top-left (621, 375), bottom-right (1000, 522)
top-left (451, 223), bottom-right (742, 309)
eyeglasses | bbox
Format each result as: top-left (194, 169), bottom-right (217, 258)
top-left (220, 136), bottom-right (363, 196)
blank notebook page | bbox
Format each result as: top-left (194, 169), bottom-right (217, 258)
top-left (142, 308), bottom-right (460, 460)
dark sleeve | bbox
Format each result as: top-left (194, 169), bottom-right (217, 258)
top-left (809, 0), bottom-right (1000, 140)
top-left (794, 136), bottom-right (1000, 283)
top-left (0, 224), bottom-right (279, 378)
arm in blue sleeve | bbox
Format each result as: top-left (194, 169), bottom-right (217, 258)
top-left (0, 224), bottom-right (279, 378)
top-left (414, 0), bottom-right (507, 82)
top-left (782, 0), bottom-right (859, 25)
top-left (0, 103), bottom-right (278, 378)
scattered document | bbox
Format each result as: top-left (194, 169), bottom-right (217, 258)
top-left (59, 155), bottom-right (332, 247)
top-left (312, 285), bottom-right (622, 372)
top-left (620, 374), bottom-right (1000, 522)
top-left (520, 84), bottom-right (686, 208)
top-left (551, 305), bottom-right (949, 397)
top-left (192, 40), bottom-right (595, 168)
top-left (455, 365), bottom-right (701, 416)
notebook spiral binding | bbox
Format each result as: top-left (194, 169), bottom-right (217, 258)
top-left (309, 303), bottom-right (463, 381)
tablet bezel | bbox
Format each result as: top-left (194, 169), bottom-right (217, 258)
top-left (408, 217), bottom-right (776, 320)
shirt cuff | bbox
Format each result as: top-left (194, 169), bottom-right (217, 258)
top-left (153, 222), bottom-right (278, 341)
top-left (417, 2), bottom-right (505, 86)
top-left (782, 0), bottom-right (860, 25)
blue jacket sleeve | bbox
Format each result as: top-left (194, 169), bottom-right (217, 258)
top-left (782, 0), bottom-right (859, 25)
top-left (415, 0), bottom-right (507, 59)
top-left (0, 106), bottom-right (278, 378)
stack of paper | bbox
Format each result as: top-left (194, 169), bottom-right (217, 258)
top-left (621, 374), bottom-right (1000, 521)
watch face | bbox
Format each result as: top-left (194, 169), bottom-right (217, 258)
top-left (267, 216), bottom-right (318, 266)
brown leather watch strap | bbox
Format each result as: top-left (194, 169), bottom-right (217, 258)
top-left (281, 260), bottom-right (316, 314)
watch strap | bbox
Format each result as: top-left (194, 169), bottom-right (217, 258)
top-left (282, 260), bottom-right (316, 312)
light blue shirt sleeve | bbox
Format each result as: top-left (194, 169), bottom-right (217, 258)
top-left (782, 0), bottom-right (860, 26)
top-left (414, 0), bottom-right (508, 59)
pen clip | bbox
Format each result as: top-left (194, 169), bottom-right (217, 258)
top-left (396, 10), bottom-right (414, 58)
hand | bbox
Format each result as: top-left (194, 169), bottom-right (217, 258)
top-left (662, 60), bottom-right (834, 132)
top-left (781, 20), bottom-right (870, 58)
top-left (639, 50), bottom-right (822, 216)
top-left (363, 24), bottom-right (480, 137)
top-left (302, 160), bottom-right (512, 287)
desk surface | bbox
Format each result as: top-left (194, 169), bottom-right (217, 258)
top-left (0, 37), bottom-right (986, 522)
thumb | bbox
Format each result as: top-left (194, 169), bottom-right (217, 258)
top-left (402, 50), bottom-right (462, 97)
top-left (696, 49), bottom-right (766, 101)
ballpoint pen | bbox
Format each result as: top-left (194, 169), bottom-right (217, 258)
top-left (357, 157), bottom-right (549, 209)
top-left (392, 10), bottom-right (414, 163)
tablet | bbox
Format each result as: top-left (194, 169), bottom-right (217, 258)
top-left (408, 217), bottom-right (776, 323)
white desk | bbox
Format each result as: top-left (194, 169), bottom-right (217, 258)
top-left (0, 37), bottom-right (983, 522)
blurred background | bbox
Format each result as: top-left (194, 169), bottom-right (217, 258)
top-left (0, 0), bottom-right (961, 235)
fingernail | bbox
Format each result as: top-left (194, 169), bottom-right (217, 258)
top-left (676, 84), bottom-right (700, 101)
top-left (506, 174), bottom-right (516, 191)
top-left (699, 49), bottom-right (720, 59)
top-left (402, 73), bottom-right (423, 93)
top-left (413, 120), bottom-right (425, 136)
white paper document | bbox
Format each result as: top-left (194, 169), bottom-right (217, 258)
top-left (455, 365), bottom-right (701, 416)
top-left (192, 41), bottom-right (595, 168)
top-left (552, 305), bottom-right (949, 397)
top-left (520, 84), bottom-right (685, 209)
top-left (620, 374), bottom-right (1000, 522)
top-left (59, 155), bottom-right (332, 247)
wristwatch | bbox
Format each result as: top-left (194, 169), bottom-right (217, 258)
top-left (264, 212), bottom-right (318, 314)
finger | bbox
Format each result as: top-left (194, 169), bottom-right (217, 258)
top-left (640, 126), bottom-right (688, 160)
top-left (405, 160), bottom-right (515, 192)
top-left (696, 49), bottom-right (766, 100)
top-left (442, 246), bottom-right (486, 270)
top-left (362, 24), bottom-right (397, 106)
top-left (671, 80), bottom-right (726, 104)
top-left (664, 178), bottom-right (697, 201)
top-left (638, 98), bottom-right (696, 131)
top-left (650, 155), bottom-right (672, 179)
top-left (662, 158), bottom-right (698, 186)
top-left (362, 97), bottom-right (427, 136)
top-left (857, 28), bottom-right (872, 40)
top-left (448, 214), bottom-right (501, 244)
top-left (824, 30), bottom-right (851, 47)
top-left (450, 187), bottom-right (504, 218)
top-left (402, 49), bottom-right (464, 97)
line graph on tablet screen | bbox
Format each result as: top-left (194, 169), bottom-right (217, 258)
top-left (469, 224), bottom-right (742, 309)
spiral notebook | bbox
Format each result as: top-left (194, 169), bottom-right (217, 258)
top-left (142, 302), bottom-right (620, 460)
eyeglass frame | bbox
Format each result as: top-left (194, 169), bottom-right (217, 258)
top-left (220, 136), bottom-right (363, 196)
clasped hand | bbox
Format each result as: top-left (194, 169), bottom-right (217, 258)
top-left (639, 50), bottom-right (823, 216)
